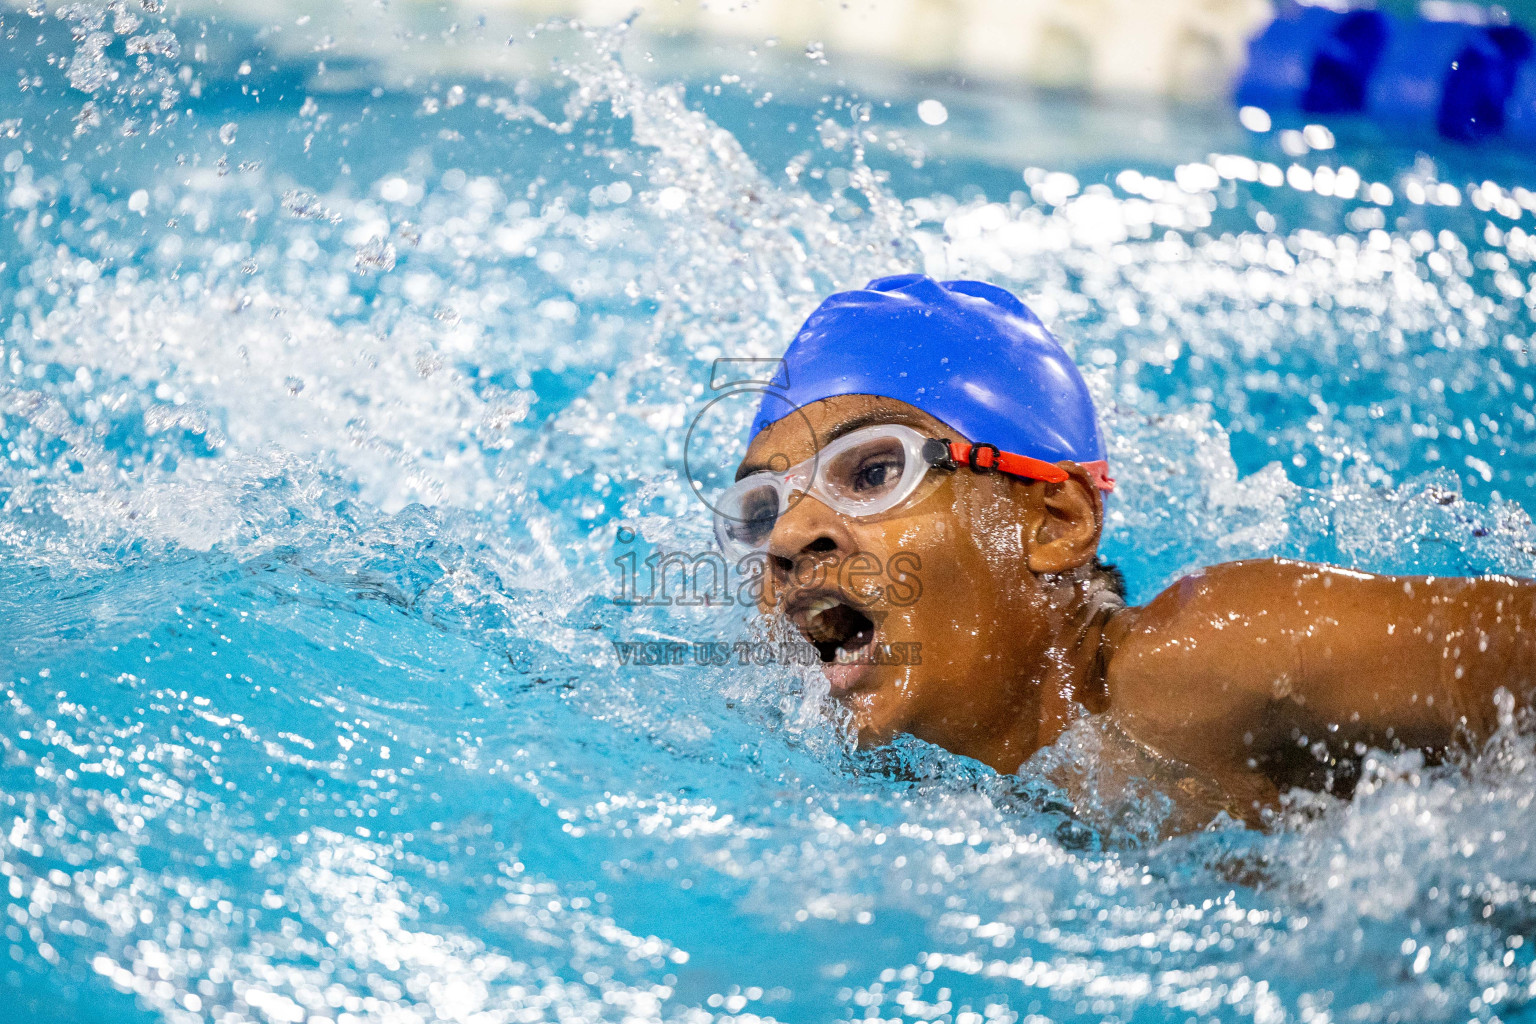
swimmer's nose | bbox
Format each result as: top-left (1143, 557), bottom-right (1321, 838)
top-left (763, 494), bottom-right (853, 589)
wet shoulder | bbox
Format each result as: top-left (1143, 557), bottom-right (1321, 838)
top-left (1110, 557), bottom-right (1309, 666)
top-left (1101, 558), bottom-right (1314, 760)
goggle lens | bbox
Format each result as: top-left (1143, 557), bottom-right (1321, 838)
top-left (820, 435), bottom-right (911, 508)
top-left (715, 429), bottom-right (926, 557)
top-left (719, 481), bottom-right (782, 549)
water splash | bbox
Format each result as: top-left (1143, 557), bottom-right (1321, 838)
top-left (0, 6), bottom-right (1534, 1024)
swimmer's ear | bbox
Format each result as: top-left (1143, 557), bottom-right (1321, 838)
top-left (1025, 464), bottom-right (1102, 574)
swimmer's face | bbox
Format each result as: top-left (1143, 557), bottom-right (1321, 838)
top-left (737, 395), bottom-right (1105, 772)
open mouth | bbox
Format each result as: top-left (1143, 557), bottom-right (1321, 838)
top-left (789, 593), bottom-right (877, 666)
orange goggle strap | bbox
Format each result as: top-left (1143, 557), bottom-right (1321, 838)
top-left (943, 440), bottom-right (1116, 494)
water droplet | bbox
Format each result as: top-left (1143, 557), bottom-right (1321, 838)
top-left (353, 237), bottom-right (397, 274)
top-left (917, 99), bottom-right (948, 126)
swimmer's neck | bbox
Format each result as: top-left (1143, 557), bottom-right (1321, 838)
top-left (973, 585), bottom-right (1138, 776)
top-left (1035, 587), bottom-right (1136, 755)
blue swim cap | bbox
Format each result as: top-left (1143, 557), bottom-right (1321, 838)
top-left (750, 274), bottom-right (1110, 486)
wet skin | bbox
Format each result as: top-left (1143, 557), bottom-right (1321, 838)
top-left (741, 395), bottom-right (1536, 827)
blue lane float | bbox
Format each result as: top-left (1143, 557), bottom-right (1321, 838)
top-left (1508, 58), bottom-right (1536, 139)
top-left (1237, 7), bottom-right (1388, 114)
top-left (1237, 3), bottom-right (1533, 143)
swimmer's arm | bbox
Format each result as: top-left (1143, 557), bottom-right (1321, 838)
top-left (1108, 558), bottom-right (1536, 774)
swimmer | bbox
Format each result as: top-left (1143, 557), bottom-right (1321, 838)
top-left (724, 274), bottom-right (1536, 828)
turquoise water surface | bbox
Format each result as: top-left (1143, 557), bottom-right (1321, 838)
top-left (1, 5), bottom-right (1535, 1023)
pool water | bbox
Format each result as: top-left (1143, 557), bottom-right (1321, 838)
top-left (2, 5), bottom-right (1535, 1023)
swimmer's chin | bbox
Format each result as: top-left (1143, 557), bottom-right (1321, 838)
top-left (828, 675), bottom-right (908, 749)
top-left (843, 705), bottom-right (904, 751)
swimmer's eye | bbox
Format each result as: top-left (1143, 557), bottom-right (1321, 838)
top-left (735, 491), bottom-right (780, 540)
top-left (823, 437), bottom-right (910, 504)
top-left (847, 454), bottom-right (903, 494)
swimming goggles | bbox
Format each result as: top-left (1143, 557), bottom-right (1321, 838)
top-left (714, 423), bottom-right (1114, 558)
